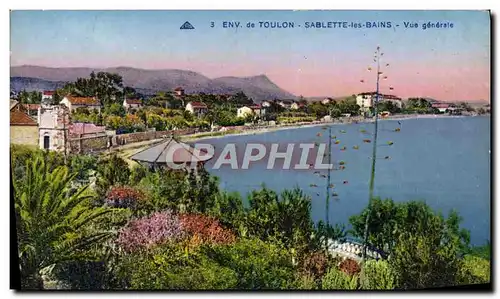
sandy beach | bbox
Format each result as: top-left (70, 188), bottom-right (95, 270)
top-left (181, 114), bottom-right (471, 142)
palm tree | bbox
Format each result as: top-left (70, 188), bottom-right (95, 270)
top-left (13, 156), bottom-right (114, 289)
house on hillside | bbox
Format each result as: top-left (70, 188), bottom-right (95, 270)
top-left (237, 104), bottom-right (265, 119)
top-left (60, 96), bottom-right (101, 112)
top-left (432, 103), bottom-right (451, 113)
top-left (290, 102), bottom-right (305, 110)
top-left (10, 101), bottom-right (41, 119)
top-left (174, 87), bottom-right (185, 97)
top-left (322, 98), bottom-right (333, 105)
top-left (42, 91), bottom-right (55, 103)
top-left (356, 92), bottom-right (402, 112)
top-left (261, 101), bottom-right (272, 108)
top-left (10, 110), bottom-right (38, 146)
top-left (278, 100), bottom-right (294, 109)
top-left (185, 102), bottom-right (208, 117)
top-left (21, 104), bottom-right (41, 118)
top-left (382, 94), bottom-right (403, 108)
top-left (123, 98), bottom-right (143, 110)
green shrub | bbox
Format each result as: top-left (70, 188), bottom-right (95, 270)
top-left (293, 274), bottom-right (318, 290)
top-left (322, 267), bottom-right (359, 290)
top-left (120, 244), bottom-right (238, 290)
top-left (360, 260), bottom-right (395, 290)
top-left (202, 239), bottom-right (296, 290)
top-left (457, 255), bottom-right (490, 285)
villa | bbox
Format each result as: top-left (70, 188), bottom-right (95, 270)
top-left (60, 96), bottom-right (101, 112)
top-left (185, 101), bottom-right (208, 117)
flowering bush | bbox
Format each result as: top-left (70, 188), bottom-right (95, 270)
top-left (117, 210), bottom-right (184, 252)
top-left (106, 186), bottom-right (144, 208)
top-left (179, 214), bottom-right (236, 246)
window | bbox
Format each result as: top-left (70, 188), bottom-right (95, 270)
top-left (43, 135), bottom-right (50, 150)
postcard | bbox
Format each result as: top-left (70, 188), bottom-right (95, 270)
top-left (10, 10), bottom-right (491, 291)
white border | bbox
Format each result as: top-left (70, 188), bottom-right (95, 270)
top-left (2, 1), bottom-right (497, 298)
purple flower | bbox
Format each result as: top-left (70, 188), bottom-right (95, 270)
top-left (117, 210), bottom-right (184, 252)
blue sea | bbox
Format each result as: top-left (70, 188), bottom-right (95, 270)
top-left (206, 116), bottom-right (491, 245)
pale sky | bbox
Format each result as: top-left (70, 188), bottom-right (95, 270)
top-left (11, 10), bottom-right (490, 101)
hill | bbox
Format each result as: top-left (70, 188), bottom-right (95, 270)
top-left (10, 65), bottom-right (296, 102)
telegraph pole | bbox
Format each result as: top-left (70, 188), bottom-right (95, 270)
top-left (325, 125), bottom-right (332, 227)
top-left (362, 46), bottom-right (382, 262)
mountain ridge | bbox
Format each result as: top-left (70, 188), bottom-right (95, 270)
top-left (10, 65), bottom-right (296, 102)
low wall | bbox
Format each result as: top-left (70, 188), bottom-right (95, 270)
top-left (112, 128), bottom-right (200, 146)
top-left (69, 134), bottom-right (109, 154)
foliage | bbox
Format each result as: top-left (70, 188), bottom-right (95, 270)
top-left (293, 274), bottom-right (318, 290)
top-left (105, 114), bottom-right (146, 132)
top-left (69, 154), bottom-right (98, 184)
top-left (457, 255), bottom-right (490, 285)
top-left (116, 210), bottom-right (184, 253)
top-left (66, 71), bottom-right (124, 106)
top-left (376, 100), bottom-right (401, 114)
top-left (13, 156), bottom-right (115, 289)
top-left (207, 191), bottom-right (246, 236)
top-left (146, 113), bottom-right (169, 131)
top-left (129, 164), bottom-right (149, 186)
top-left (96, 154), bottom-right (131, 199)
top-left (18, 90), bottom-right (42, 104)
top-left (312, 221), bottom-right (347, 247)
top-left (246, 187), bottom-right (315, 256)
top-left (349, 198), bottom-right (470, 255)
top-left (179, 214), bottom-right (236, 246)
top-left (465, 241), bottom-right (490, 260)
top-left (322, 267), bottom-right (359, 290)
top-left (52, 260), bottom-right (109, 290)
top-left (359, 260), bottom-right (395, 290)
top-left (118, 243), bottom-right (238, 290)
top-left (203, 239), bottom-right (296, 289)
top-left (389, 231), bottom-right (461, 289)
top-left (104, 103), bottom-right (126, 117)
top-left (308, 102), bottom-right (329, 119)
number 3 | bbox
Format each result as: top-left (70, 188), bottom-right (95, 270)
top-left (211, 22), bottom-right (214, 28)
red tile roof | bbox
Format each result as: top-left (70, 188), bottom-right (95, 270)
top-left (22, 104), bottom-right (40, 111)
top-left (249, 104), bottom-right (261, 109)
top-left (65, 96), bottom-right (100, 106)
top-left (174, 87), bottom-right (184, 91)
top-left (10, 110), bottom-right (37, 126)
top-left (125, 99), bottom-right (142, 105)
top-left (189, 101), bottom-right (208, 108)
top-left (43, 91), bottom-right (55, 96)
top-left (70, 123), bottom-right (106, 135)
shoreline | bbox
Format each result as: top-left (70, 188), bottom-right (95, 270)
top-left (181, 114), bottom-right (477, 142)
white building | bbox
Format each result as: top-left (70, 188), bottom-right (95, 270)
top-left (60, 96), bottom-right (101, 112)
top-left (261, 101), bottom-right (272, 108)
top-left (322, 98), bottom-right (333, 105)
top-left (356, 92), bottom-right (376, 110)
top-left (356, 92), bottom-right (402, 111)
top-left (185, 102), bottom-right (208, 117)
top-left (38, 105), bottom-right (70, 151)
top-left (237, 104), bottom-right (265, 118)
top-left (237, 106), bottom-right (254, 118)
top-left (42, 91), bottom-right (55, 103)
top-left (123, 98), bottom-right (143, 110)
